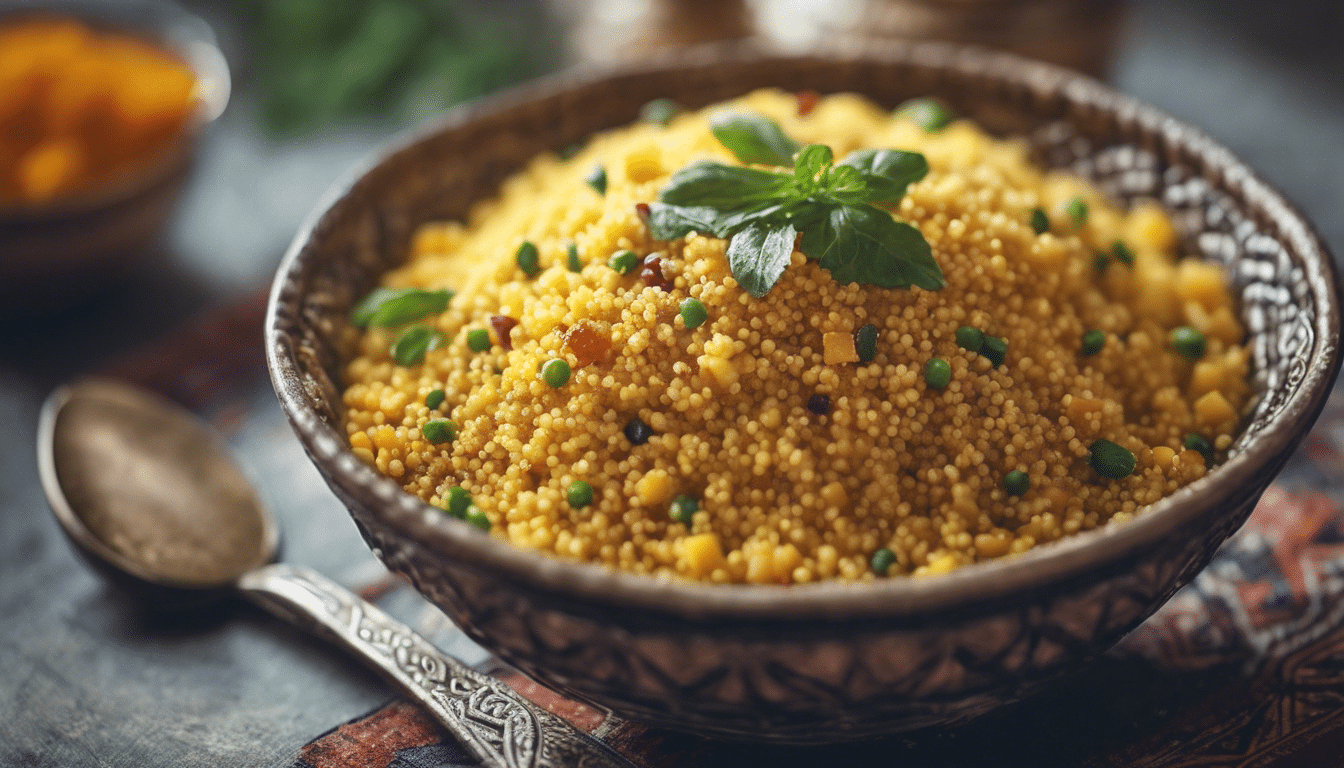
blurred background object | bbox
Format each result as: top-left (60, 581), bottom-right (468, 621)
top-left (0, 0), bottom-right (228, 316)
top-left (232, 0), bottom-right (555, 138)
top-left (805, 0), bottom-right (1128, 78)
top-left (564, 0), bottom-right (1127, 78)
top-left (566, 0), bottom-right (752, 65)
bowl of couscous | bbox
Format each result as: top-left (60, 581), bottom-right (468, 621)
top-left (267, 41), bottom-right (1341, 741)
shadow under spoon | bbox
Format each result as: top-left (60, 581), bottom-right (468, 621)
top-left (36, 377), bottom-right (633, 768)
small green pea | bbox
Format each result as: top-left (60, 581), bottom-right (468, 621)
top-left (1181, 433), bottom-right (1211, 451)
top-left (567, 481), bottom-right (594, 509)
top-left (1111, 240), bottom-right (1136, 267)
top-left (640, 98), bottom-right (679, 126)
top-left (1089, 439), bottom-right (1136, 479)
top-left (669, 494), bottom-right (697, 526)
top-left (955, 325), bottom-right (984, 352)
top-left (981, 335), bottom-right (1008, 368)
top-left (608, 249), bottom-right (639, 275)
top-left (924, 358), bottom-right (951, 389)
top-left (515, 241), bottom-right (539, 277)
top-left (1002, 470), bottom-right (1031, 497)
top-left (1030, 207), bottom-right (1050, 235)
top-left (466, 328), bottom-right (491, 352)
top-left (541, 358), bottom-right (571, 388)
top-left (424, 388), bottom-right (446, 410)
top-left (445, 486), bottom-right (471, 518)
top-left (464, 505), bottom-right (491, 531)
top-left (855, 323), bottom-right (879, 363)
top-left (566, 242), bottom-right (582, 272)
top-left (586, 164), bottom-right (607, 194)
top-left (1080, 330), bottom-right (1105, 357)
top-left (680, 297), bottom-right (708, 330)
top-left (1066, 197), bottom-right (1088, 226)
top-left (1170, 326), bottom-right (1206, 358)
top-left (422, 418), bottom-right (457, 445)
top-left (870, 547), bottom-right (897, 576)
top-left (894, 97), bottom-right (952, 132)
top-left (1093, 251), bottom-right (1111, 272)
top-left (1183, 433), bottom-right (1215, 464)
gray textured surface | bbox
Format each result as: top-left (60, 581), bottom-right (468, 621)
top-left (0, 0), bottom-right (1341, 765)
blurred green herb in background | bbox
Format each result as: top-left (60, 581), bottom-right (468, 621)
top-left (233, 0), bottom-right (555, 137)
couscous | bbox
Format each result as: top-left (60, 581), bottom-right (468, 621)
top-left (341, 89), bottom-right (1248, 584)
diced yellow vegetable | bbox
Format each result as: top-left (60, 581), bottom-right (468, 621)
top-left (682, 533), bottom-right (725, 578)
top-left (1152, 446), bottom-right (1176, 467)
top-left (1194, 390), bottom-right (1237, 430)
top-left (823, 331), bottom-right (859, 365)
top-left (1126, 200), bottom-right (1178, 253)
top-left (1189, 361), bottom-right (1226, 398)
top-left (635, 469), bottom-right (674, 507)
top-left (1175, 261), bottom-right (1229, 312)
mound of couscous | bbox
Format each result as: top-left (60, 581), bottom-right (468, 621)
top-left (340, 90), bottom-right (1248, 584)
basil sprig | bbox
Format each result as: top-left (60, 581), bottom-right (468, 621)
top-left (710, 109), bottom-right (802, 167)
top-left (351, 287), bottom-right (453, 328)
top-left (650, 112), bottom-right (942, 297)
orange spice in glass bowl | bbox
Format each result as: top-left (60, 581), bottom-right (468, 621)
top-left (0, 5), bottom-right (228, 314)
top-left (0, 16), bottom-right (199, 204)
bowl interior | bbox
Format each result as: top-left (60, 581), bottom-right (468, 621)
top-left (267, 41), bottom-right (1341, 623)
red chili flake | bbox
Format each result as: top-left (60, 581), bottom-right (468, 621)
top-left (639, 252), bottom-right (674, 291)
top-left (796, 90), bottom-right (820, 117)
top-left (488, 315), bottom-right (519, 350)
top-left (564, 320), bottom-right (612, 368)
top-left (635, 202), bottom-right (651, 220)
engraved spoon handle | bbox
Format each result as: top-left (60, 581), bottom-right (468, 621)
top-left (237, 563), bottom-right (635, 768)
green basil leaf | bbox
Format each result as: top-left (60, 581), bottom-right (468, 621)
top-left (351, 287), bottom-right (413, 327)
top-left (391, 325), bottom-right (445, 366)
top-left (797, 210), bottom-right (838, 262)
top-left (838, 149), bottom-right (929, 203)
top-left (351, 287), bottom-right (453, 328)
top-left (793, 144), bottom-right (833, 187)
top-left (709, 109), bottom-right (801, 167)
top-left (659, 160), bottom-right (791, 209)
top-left (646, 203), bottom-right (729, 240)
top-left (647, 202), bottom-right (788, 240)
top-left (727, 222), bottom-right (798, 298)
top-left (815, 205), bottom-right (943, 291)
top-left (710, 202), bottom-right (790, 237)
top-left (823, 164), bottom-right (869, 204)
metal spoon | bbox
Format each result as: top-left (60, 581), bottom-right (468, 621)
top-left (37, 378), bottom-right (632, 768)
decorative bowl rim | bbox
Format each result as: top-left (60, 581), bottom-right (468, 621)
top-left (267, 39), bottom-right (1342, 623)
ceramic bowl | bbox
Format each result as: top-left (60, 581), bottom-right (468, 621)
top-left (267, 41), bottom-right (1341, 742)
top-left (0, 0), bottom-right (229, 314)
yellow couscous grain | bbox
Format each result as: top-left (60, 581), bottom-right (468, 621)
top-left (342, 90), bottom-right (1248, 584)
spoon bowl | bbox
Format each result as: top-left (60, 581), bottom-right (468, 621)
top-left (37, 378), bottom-right (634, 768)
top-left (37, 378), bottom-right (279, 606)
